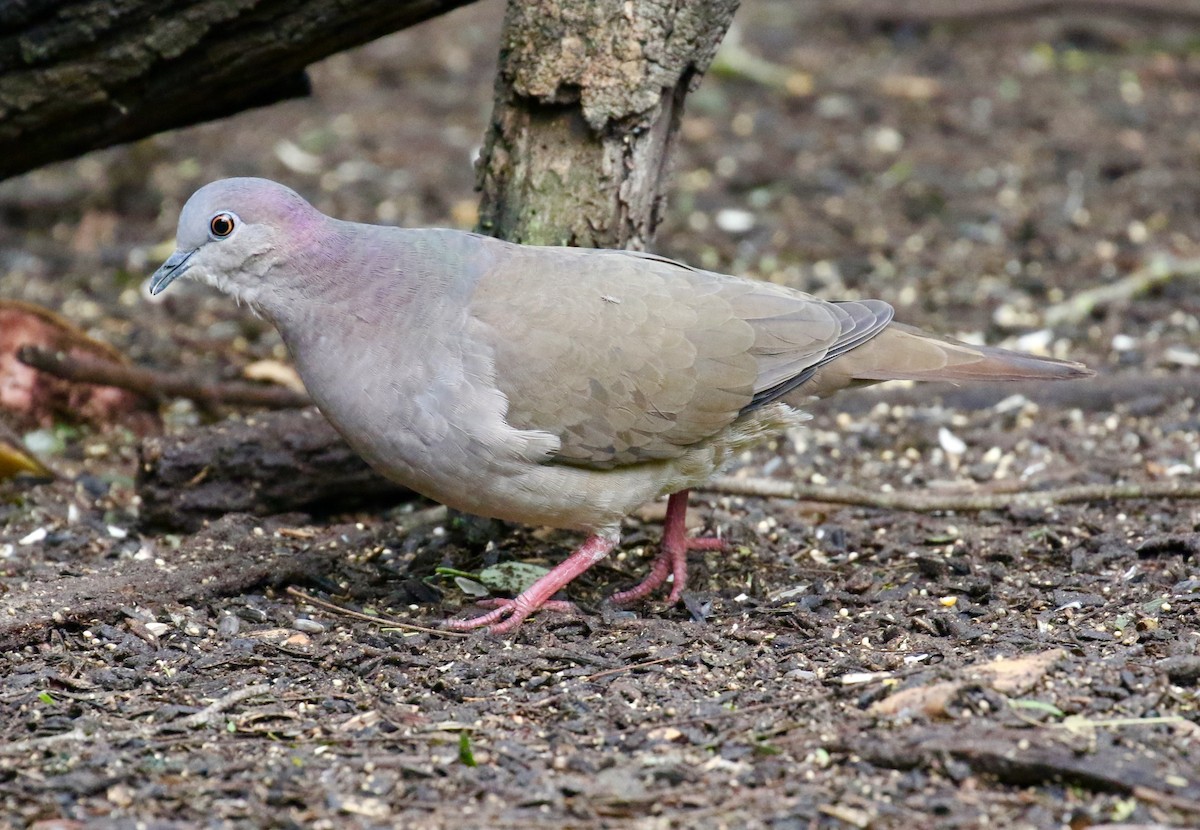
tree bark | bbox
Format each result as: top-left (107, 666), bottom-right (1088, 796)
top-left (138, 408), bottom-right (411, 532)
top-left (474, 0), bottom-right (740, 249)
top-left (0, 0), bottom-right (478, 181)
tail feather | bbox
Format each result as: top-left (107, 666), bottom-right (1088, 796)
top-left (794, 323), bottom-right (1093, 400)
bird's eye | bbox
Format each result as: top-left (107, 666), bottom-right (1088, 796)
top-left (209, 213), bottom-right (236, 238)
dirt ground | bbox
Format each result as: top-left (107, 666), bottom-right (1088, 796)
top-left (2, 1), bottom-right (1200, 827)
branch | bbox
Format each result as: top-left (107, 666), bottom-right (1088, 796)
top-left (1043, 253), bottom-right (1200, 326)
top-left (137, 408), bottom-right (412, 532)
top-left (706, 475), bottom-right (1200, 512)
top-left (0, 0), bottom-right (480, 179)
top-left (17, 345), bottom-right (310, 410)
top-left (847, 726), bottom-right (1200, 807)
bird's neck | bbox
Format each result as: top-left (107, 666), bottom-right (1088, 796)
top-left (257, 224), bottom-right (478, 363)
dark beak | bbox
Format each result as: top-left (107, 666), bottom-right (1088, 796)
top-left (148, 249), bottom-right (196, 295)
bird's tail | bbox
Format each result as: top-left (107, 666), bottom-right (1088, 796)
top-left (797, 323), bottom-right (1092, 399)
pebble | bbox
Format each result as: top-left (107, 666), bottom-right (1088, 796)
top-left (19, 528), bottom-right (47, 545)
top-left (218, 614), bottom-right (240, 637)
top-left (715, 208), bottom-right (756, 233)
top-left (937, 427), bottom-right (967, 456)
top-left (293, 618), bottom-right (326, 634)
top-left (868, 125), bottom-right (904, 154)
top-left (235, 605), bottom-right (269, 623)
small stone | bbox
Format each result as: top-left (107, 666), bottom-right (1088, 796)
top-left (144, 622), bottom-right (170, 637)
top-left (218, 615), bottom-right (240, 637)
top-left (937, 427), bottom-right (967, 457)
top-left (236, 606), bottom-right (268, 623)
top-left (715, 209), bottom-right (756, 234)
top-left (868, 126), bottom-right (904, 154)
top-left (19, 528), bottom-right (47, 545)
top-left (293, 618), bottom-right (326, 634)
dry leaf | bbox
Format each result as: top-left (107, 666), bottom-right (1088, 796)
top-left (0, 440), bottom-right (54, 480)
top-left (0, 420), bottom-right (54, 480)
top-left (879, 74), bottom-right (942, 100)
top-left (869, 649), bottom-right (1066, 718)
top-left (868, 679), bottom-right (963, 718)
top-left (242, 359), bottom-right (306, 393)
top-left (974, 648), bottom-right (1066, 695)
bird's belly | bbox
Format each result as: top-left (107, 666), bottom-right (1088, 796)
top-left (309, 384), bottom-right (663, 531)
top-left (342, 424), bottom-right (670, 531)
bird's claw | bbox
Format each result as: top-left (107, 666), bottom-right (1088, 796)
top-left (609, 535), bottom-right (727, 606)
top-left (444, 598), bottom-right (579, 634)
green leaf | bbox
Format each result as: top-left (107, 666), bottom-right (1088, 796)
top-left (37, 691), bottom-right (55, 706)
top-left (434, 566), bottom-right (480, 580)
top-left (458, 731), bottom-right (477, 767)
top-left (453, 576), bottom-right (490, 598)
top-left (478, 561), bottom-right (551, 594)
top-left (1008, 698), bottom-right (1064, 718)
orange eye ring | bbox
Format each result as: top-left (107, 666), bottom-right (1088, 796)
top-left (209, 212), bottom-right (236, 238)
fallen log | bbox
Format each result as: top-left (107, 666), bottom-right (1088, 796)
top-left (137, 408), bottom-right (411, 532)
top-left (0, 0), bottom-right (478, 180)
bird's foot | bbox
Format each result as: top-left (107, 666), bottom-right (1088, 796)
top-left (609, 534), bottom-right (727, 606)
top-left (609, 490), bottom-right (726, 606)
top-left (444, 598), bottom-right (578, 633)
top-left (442, 532), bottom-right (617, 634)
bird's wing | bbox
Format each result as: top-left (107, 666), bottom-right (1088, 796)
top-left (468, 242), bottom-right (892, 469)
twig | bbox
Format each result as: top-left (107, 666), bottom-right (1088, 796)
top-left (583, 655), bottom-right (679, 682)
top-left (285, 586), bottom-right (467, 639)
top-left (834, 0), bottom-right (1200, 26)
top-left (175, 684), bottom-right (274, 729)
top-left (1131, 785), bottom-right (1200, 815)
top-left (706, 475), bottom-right (1200, 512)
top-left (1043, 253), bottom-right (1200, 327)
top-left (17, 345), bottom-right (310, 409)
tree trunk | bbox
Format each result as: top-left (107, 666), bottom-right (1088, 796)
top-left (0, 0), bottom-right (478, 181)
top-left (475, 0), bottom-right (740, 249)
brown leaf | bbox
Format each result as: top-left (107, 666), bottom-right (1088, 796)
top-left (0, 299), bottom-right (159, 432)
top-left (974, 648), bottom-right (1067, 695)
top-left (868, 679), bottom-right (963, 719)
top-left (869, 649), bottom-right (1066, 719)
top-left (242, 359), bottom-right (306, 394)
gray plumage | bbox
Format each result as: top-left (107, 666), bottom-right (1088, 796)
top-left (150, 177), bottom-right (1091, 631)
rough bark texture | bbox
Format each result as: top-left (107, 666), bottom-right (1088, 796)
top-left (137, 408), bottom-right (411, 532)
top-left (0, 0), bottom-right (478, 180)
top-left (475, 0), bottom-right (740, 248)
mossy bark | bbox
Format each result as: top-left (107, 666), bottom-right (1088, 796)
top-left (475, 0), bottom-right (740, 249)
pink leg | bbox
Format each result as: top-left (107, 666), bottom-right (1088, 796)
top-left (610, 490), bottom-right (727, 606)
top-left (444, 532), bottom-right (618, 634)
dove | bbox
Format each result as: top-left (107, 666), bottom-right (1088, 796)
top-left (149, 177), bottom-right (1092, 633)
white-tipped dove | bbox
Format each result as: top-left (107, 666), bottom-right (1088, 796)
top-left (150, 178), bottom-right (1092, 633)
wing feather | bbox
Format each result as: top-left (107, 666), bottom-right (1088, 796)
top-left (467, 242), bottom-right (892, 469)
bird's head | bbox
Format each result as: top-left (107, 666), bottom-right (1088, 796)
top-left (149, 177), bottom-right (326, 310)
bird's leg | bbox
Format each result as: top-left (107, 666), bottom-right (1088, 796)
top-left (610, 490), bottom-right (727, 606)
top-left (444, 531), bottom-right (618, 634)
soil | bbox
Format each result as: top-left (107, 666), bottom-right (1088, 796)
top-left (2, 1), bottom-right (1199, 828)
